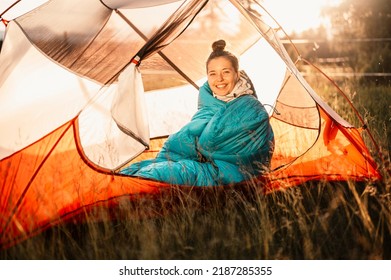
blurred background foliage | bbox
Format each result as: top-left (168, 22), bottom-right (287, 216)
top-left (290, 0), bottom-right (391, 86)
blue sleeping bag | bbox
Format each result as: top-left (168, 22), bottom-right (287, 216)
top-left (121, 82), bottom-right (274, 186)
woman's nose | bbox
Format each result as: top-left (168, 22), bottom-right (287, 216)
top-left (217, 73), bottom-right (224, 81)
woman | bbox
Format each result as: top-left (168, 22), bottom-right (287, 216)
top-left (121, 40), bottom-right (274, 186)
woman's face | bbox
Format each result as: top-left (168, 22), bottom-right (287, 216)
top-left (207, 57), bottom-right (239, 96)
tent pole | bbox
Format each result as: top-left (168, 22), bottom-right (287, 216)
top-left (0, 0), bottom-right (22, 18)
top-left (115, 9), bottom-right (199, 90)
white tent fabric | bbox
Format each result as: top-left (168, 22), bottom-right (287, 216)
top-left (0, 21), bottom-right (102, 159)
top-left (0, 0), bottom-right (190, 169)
top-left (78, 64), bottom-right (150, 170)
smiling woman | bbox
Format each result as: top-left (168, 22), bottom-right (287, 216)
top-left (206, 40), bottom-right (240, 99)
top-left (120, 39), bottom-right (275, 186)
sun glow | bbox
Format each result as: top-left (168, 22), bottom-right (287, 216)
top-left (262, 0), bottom-right (342, 34)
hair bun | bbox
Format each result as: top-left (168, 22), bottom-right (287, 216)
top-left (212, 39), bottom-right (226, 52)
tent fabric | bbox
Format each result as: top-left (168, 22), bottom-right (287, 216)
top-left (0, 21), bottom-right (104, 160)
top-left (0, 0), bottom-right (381, 249)
top-left (120, 80), bottom-right (274, 186)
top-left (0, 119), bottom-right (171, 249)
top-left (102, 0), bottom-right (182, 9)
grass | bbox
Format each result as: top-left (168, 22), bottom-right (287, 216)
top-left (2, 179), bottom-right (390, 260)
top-left (1, 81), bottom-right (390, 260)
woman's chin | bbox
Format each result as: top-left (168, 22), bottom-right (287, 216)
top-left (214, 91), bottom-right (229, 96)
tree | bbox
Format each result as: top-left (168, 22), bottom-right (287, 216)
top-left (323, 0), bottom-right (391, 83)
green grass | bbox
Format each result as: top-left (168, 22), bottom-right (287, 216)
top-left (1, 82), bottom-right (390, 260)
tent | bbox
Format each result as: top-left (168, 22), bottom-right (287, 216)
top-left (0, 0), bottom-right (381, 249)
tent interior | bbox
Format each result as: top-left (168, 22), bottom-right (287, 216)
top-left (1, 0), bottom-right (379, 177)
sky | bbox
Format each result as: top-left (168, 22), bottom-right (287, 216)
top-left (0, 0), bottom-right (341, 38)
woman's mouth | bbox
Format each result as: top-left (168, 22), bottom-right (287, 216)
top-left (216, 84), bottom-right (227, 89)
